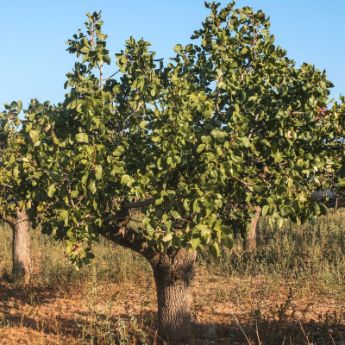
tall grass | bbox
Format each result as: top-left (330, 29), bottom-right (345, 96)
top-left (1, 211), bottom-right (345, 344)
top-left (0, 222), bottom-right (150, 289)
top-left (1, 210), bottom-right (345, 287)
top-left (202, 210), bottom-right (345, 293)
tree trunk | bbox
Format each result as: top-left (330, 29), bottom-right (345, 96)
top-left (10, 209), bottom-right (32, 283)
top-left (245, 207), bottom-right (261, 254)
top-left (150, 249), bottom-right (196, 345)
top-left (100, 222), bottom-right (197, 344)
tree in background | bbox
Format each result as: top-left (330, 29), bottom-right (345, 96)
top-left (245, 206), bottom-right (261, 254)
top-left (0, 102), bottom-right (32, 283)
top-left (245, 102), bottom-right (344, 255)
top-left (333, 97), bottom-right (345, 201)
top-left (15, 3), bottom-right (342, 344)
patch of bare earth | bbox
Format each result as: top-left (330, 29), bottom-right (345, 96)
top-left (1, 270), bottom-right (345, 344)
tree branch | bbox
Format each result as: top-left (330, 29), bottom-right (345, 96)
top-left (0, 214), bottom-right (15, 226)
top-left (122, 198), bottom-right (153, 209)
top-left (99, 222), bottom-right (153, 259)
top-left (99, 198), bottom-right (155, 259)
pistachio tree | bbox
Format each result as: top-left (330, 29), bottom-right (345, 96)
top-left (0, 102), bottom-right (33, 283)
top-left (21, 4), bottom-right (341, 344)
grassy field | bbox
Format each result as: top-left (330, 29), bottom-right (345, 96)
top-left (1, 211), bottom-right (345, 344)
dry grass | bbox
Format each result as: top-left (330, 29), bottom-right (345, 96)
top-left (1, 211), bottom-right (345, 344)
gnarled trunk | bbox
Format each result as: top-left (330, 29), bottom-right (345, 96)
top-left (10, 209), bottom-right (31, 283)
top-left (245, 207), bottom-right (261, 254)
top-left (150, 249), bottom-right (196, 345)
top-left (100, 223), bottom-right (196, 344)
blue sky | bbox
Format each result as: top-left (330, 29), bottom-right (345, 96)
top-left (0, 1), bottom-right (344, 107)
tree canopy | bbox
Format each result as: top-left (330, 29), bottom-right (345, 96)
top-left (6, 3), bottom-right (337, 267)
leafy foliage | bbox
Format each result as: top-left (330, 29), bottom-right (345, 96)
top-left (2, 5), bottom-right (343, 266)
top-left (0, 101), bottom-right (27, 221)
top-left (333, 97), bottom-right (345, 192)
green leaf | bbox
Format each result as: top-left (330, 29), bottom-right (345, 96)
top-left (80, 46), bottom-right (90, 54)
top-left (170, 210), bottom-right (181, 219)
top-left (155, 198), bottom-right (164, 206)
top-left (12, 166), bottom-right (19, 180)
top-left (152, 136), bottom-right (160, 143)
top-left (189, 238), bottom-right (200, 250)
top-left (47, 184), bottom-right (57, 198)
top-left (240, 47), bottom-right (249, 55)
top-left (162, 233), bottom-right (173, 242)
top-left (174, 44), bottom-right (183, 53)
top-left (95, 165), bottom-right (103, 180)
top-left (120, 174), bottom-right (132, 186)
top-left (29, 130), bottom-right (40, 145)
top-left (89, 180), bottom-right (97, 194)
top-left (262, 205), bottom-right (269, 216)
top-left (211, 129), bottom-right (227, 139)
top-left (76, 133), bottom-right (89, 143)
top-left (71, 190), bottom-right (79, 198)
top-left (59, 209), bottom-right (69, 221)
top-left (241, 137), bottom-right (251, 148)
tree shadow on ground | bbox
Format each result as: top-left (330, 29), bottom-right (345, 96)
top-left (0, 280), bottom-right (59, 306)
top-left (1, 283), bottom-right (345, 344)
top-left (195, 318), bottom-right (345, 345)
top-left (2, 313), bottom-right (345, 344)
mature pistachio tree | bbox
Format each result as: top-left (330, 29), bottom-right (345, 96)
top-left (0, 102), bottom-right (33, 283)
top-left (23, 4), bottom-right (340, 344)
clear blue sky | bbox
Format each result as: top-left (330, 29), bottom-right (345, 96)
top-left (0, 1), bottom-right (344, 107)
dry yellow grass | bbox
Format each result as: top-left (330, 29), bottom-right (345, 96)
top-left (1, 211), bottom-right (345, 344)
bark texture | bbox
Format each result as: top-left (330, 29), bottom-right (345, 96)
top-left (101, 206), bottom-right (197, 344)
top-left (150, 249), bottom-right (196, 345)
top-left (10, 209), bottom-right (32, 283)
top-left (245, 206), bottom-right (261, 254)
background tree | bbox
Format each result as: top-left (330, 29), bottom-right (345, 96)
top-left (0, 102), bottom-right (32, 283)
top-left (244, 206), bottom-right (261, 254)
top-left (333, 97), bottom-right (345, 200)
top-left (21, 4), bottom-right (341, 344)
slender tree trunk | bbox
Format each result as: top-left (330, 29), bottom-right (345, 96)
top-left (150, 249), bottom-right (197, 345)
top-left (335, 197), bottom-right (339, 212)
top-left (245, 206), bottom-right (261, 254)
top-left (10, 209), bottom-right (32, 283)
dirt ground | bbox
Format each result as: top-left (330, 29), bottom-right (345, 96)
top-left (1, 269), bottom-right (345, 345)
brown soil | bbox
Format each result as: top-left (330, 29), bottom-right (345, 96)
top-left (0, 269), bottom-right (345, 344)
